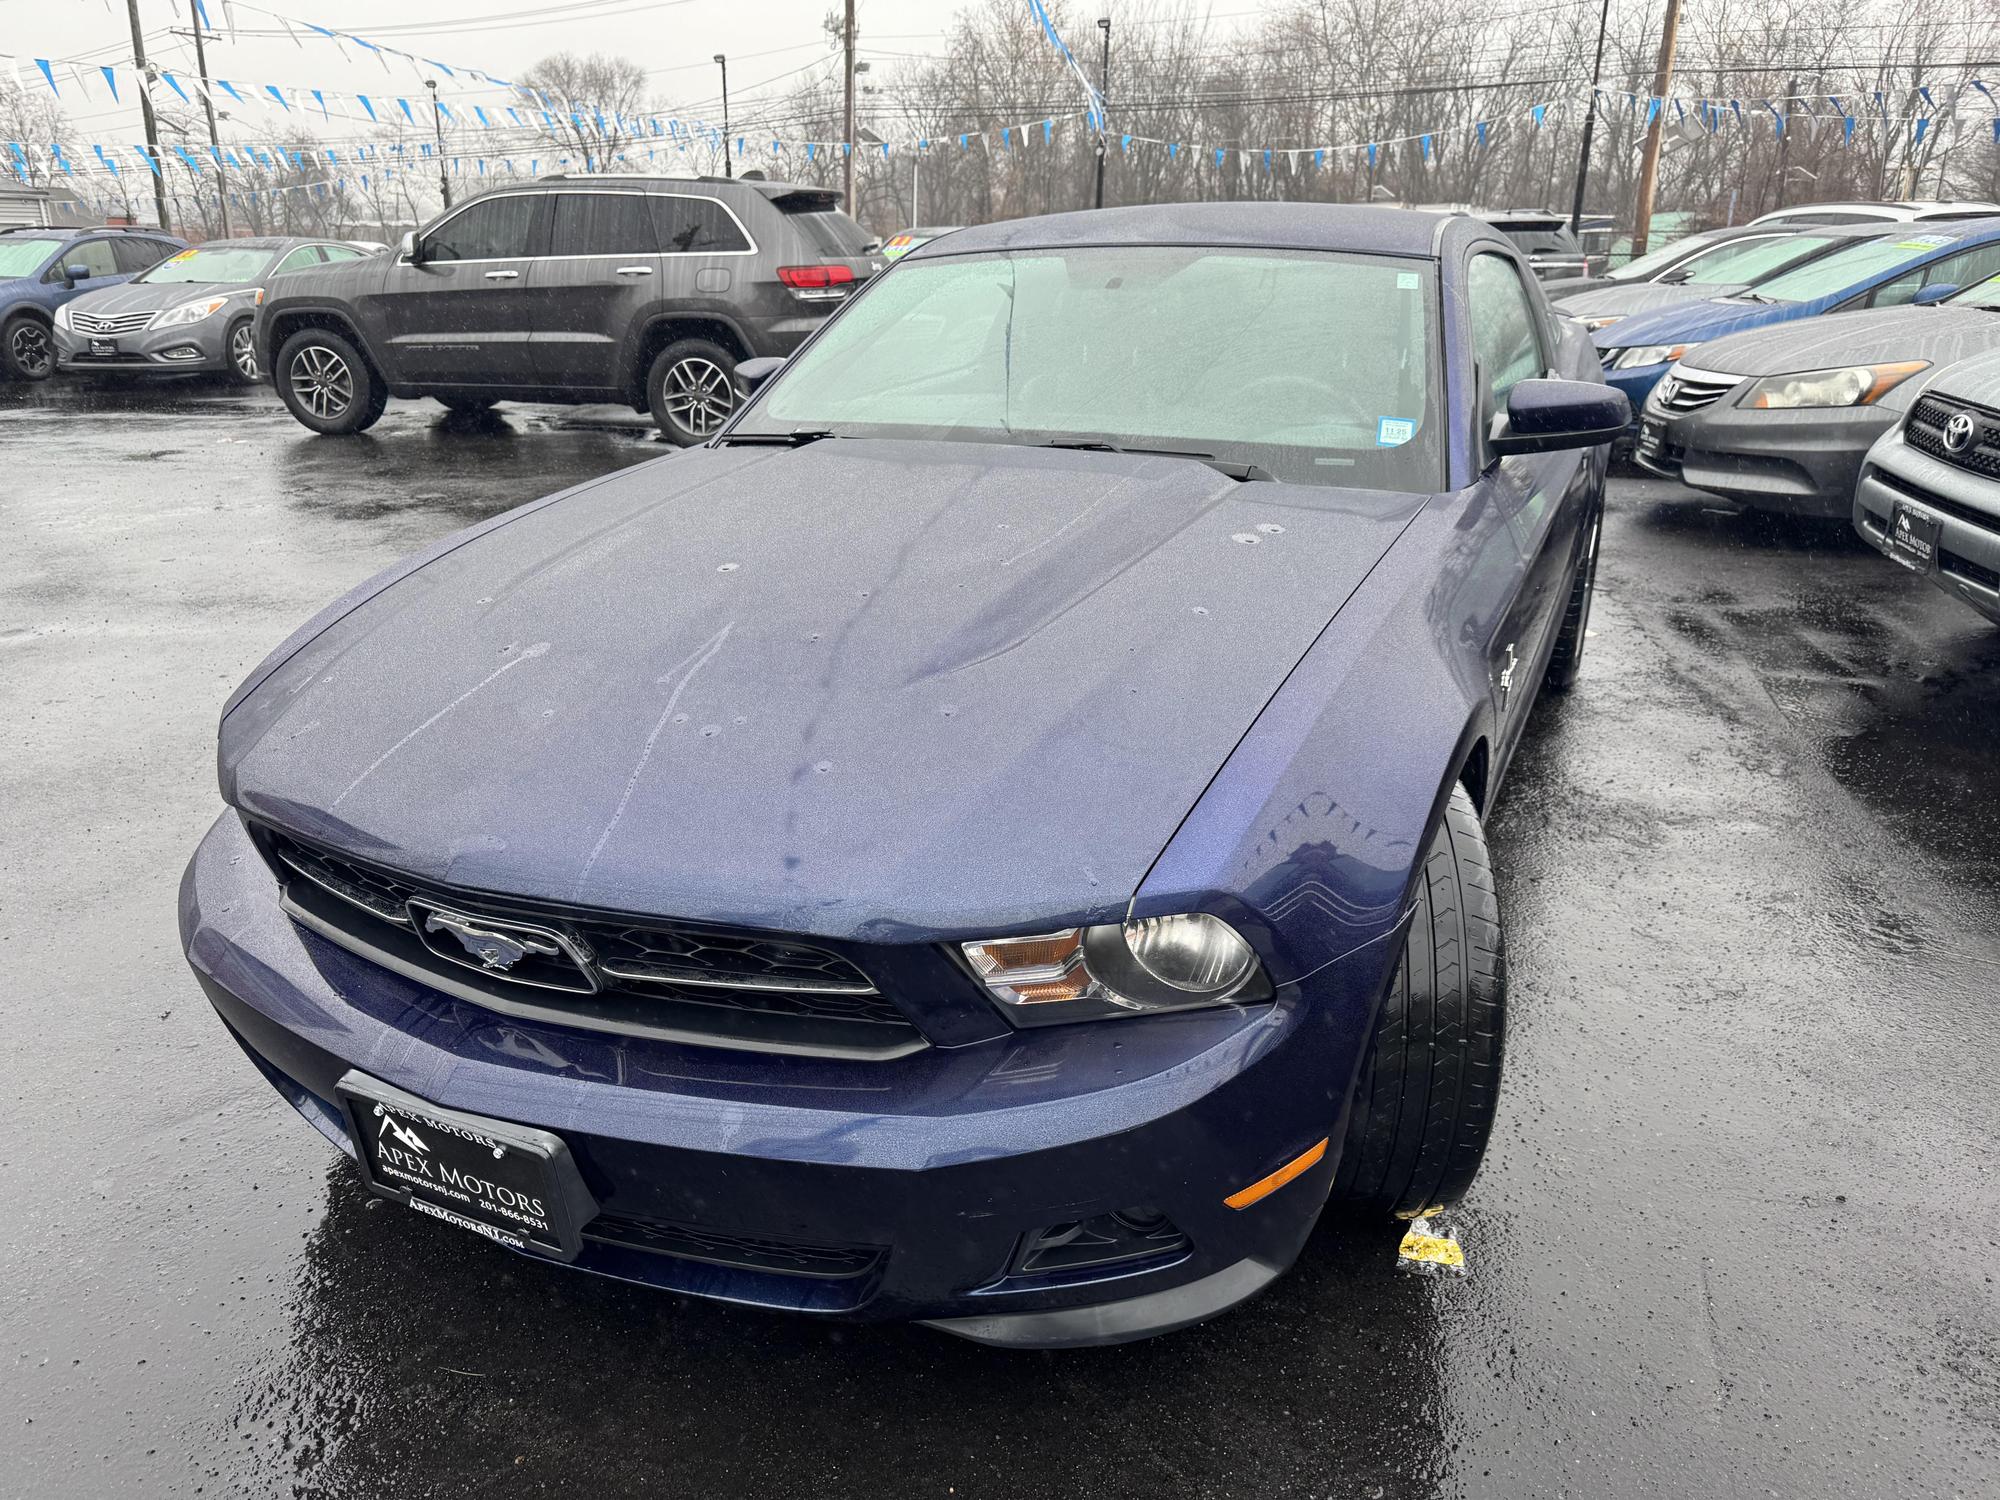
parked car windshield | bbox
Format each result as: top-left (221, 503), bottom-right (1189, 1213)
top-left (739, 246), bottom-right (1443, 492)
top-left (0, 237), bottom-right (63, 278)
top-left (1748, 234), bottom-right (1949, 302)
top-left (1679, 232), bottom-right (1842, 285)
top-left (139, 245), bottom-right (279, 285)
top-left (1945, 273), bottom-right (2000, 309)
top-left (1607, 233), bottom-right (1720, 282)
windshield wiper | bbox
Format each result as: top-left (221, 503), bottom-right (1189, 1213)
top-left (1037, 438), bottom-right (1272, 482)
top-left (715, 428), bottom-right (838, 447)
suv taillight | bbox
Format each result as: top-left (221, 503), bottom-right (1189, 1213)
top-left (777, 264), bottom-right (855, 301)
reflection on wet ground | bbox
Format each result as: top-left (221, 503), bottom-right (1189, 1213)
top-left (3, 394), bottom-right (1995, 1497)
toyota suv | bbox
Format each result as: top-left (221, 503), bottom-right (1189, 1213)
top-left (257, 175), bottom-right (882, 442)
top-left (0, 224), bottom-right (186, 381)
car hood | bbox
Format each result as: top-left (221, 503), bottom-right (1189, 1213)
top-left (1594, 293), bottom-right (1810, 353)
top-left (222, 439), bottom-right (1425, 938)
top-left (69, 278), bottom-right (246, 315)
top-left (1927, 343), bottom-right (2000, 401)
top-left (1685, 304), bottom-right (2000, 384)
top-left (1557, 282), bottom-right (1736, 319)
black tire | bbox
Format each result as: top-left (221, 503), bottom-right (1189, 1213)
top-left (2, 312), bottom-right (56, 381)
top-left (646, 338), bottom-right (737, 445)
top-left (1543, 500), bottom-right (1602, 692)
top-left (1332, 783), bottom-right (1506, 1218)
top-left (223, 316), bottom-right (260, 385)
top-left (435, 395), bottom-right (497, 415)
top-left (273, 327), bottom-right (386, 435)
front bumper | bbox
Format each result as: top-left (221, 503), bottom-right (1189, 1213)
top-left (1601, 361), bottom-right (1670, 438)
top-left (1854, 431), bottom-right (2000, 624)
top-left (1635, 385), bottom-right (1897, 516)
top-left (181, 810), bottom-right (1382, 1345)
top-left (55, 318), bottom-right (232, 375)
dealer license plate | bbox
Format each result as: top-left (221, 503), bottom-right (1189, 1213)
top-left (89, 337), bottom-right (117, 357)
top-left (1886, 503), bottom-right (1941, 573)
top-left (336, 1071), bottom-right (596, 1260)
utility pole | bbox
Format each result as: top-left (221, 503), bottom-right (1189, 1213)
top-left (426, 78), bottom-right (451, 209)
top-left (715, 55), bottom-right (732, 178)
top-left (1568, 0), bottom-right (1612, 233)
top-left (123, 0), bottom-right (173, 231)
top-left (1094, 16), bottom-right (1112, 210)
top-left (187, 13), bottom-right (229, 236)
top-left (1627, 0), bottom-right (1683, 257)
top-left (1776, 74), bottom-right (1797, 205)
top-left (841, 0), bottom-right (856, 217)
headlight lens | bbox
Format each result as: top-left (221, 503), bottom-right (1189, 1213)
top-left (1578, 314), bottom-right (1623, 333)
top-left (53, 301), bottom-right (73, 329)
top-left (962, 914), bottom-right (1264, 1022)
top-left (1609, 342), bottom-right (1700, 370)
top-left (154, 296), bottom-right (232, 327)
top-left (1743, 361), bottom-right (1929, 409)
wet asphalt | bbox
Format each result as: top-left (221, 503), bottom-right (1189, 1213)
top-left (1, 378), bottom-right (1995, 1500)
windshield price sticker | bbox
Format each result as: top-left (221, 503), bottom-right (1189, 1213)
top-left (1378, 416), bottom-right (1417, 447)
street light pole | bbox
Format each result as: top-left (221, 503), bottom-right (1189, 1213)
top-left (1568, 0), bottom-right (1612, 233)
top-left (426, 79), bottom-right (451, 209)
top-left (123, 0), bottom-right (173, 231)
top-left (1094, 16), bottom-right (1111, 210)
top-left (714, 55), bottom-right (732, 178)
top-left (187, 13), bottom-right (229, 236)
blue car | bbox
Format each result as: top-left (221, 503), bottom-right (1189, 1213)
top-left (0, 224), bottom-right (186, 380)
top-left (1594, 219), bottom-right (2000, 423)
top-left (180, 204), bottom-right (1626, 1346)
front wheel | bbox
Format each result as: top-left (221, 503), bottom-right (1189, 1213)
top-left (224, 317), bottom-right (259, 385)
top-left (274, 327), bottom-right (386, 435)
top-left (2, 313), bottom-right (55, 381)
top-left (646, 339), bottom-right (737, 445)
top-left (1331, 783), bottom-right (1506, 1218)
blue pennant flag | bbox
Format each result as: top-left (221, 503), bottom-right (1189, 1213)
top-left (132, 145), bottom-right (161, 177)
top-left (312, 89), bottom-right (327, 116)
top-left (1532, 103), bottom-right (1546, 128)
top-left (357, 94), bottom-right (377, 122)
top-left (217, 79), bottom-right (244, 104)
top-left (1476, 120), bottom-right (1489, 148)
top-left (398, 98), bottom-right (415, 124)
top-left (1914, 118), bottom-right (1931, 146)
top-left (1420, 133), bottom-right (1434, 162)
top-left (164, 72), bottom-right (190, 104)
top-left (1121, 133), bottom-right (1131, 153)
top-left (100, 67), bottom-right (120, 102)
top-left (1044, 117), bottom-right (1054, 143)
top-left (1367, 142), bottom-right (1377, 168)
top-left (35, 60), bottom-right (59, 96)
top-left (267, 84), bottom-right (291, 111)
top-left (1263, 148), bottom-right (1271, 172)
top-left (1213, 146), bottom-right (1225, 167)
top-left (1844, 115), bottom-right (1857, 144)
top-left (1168, 142), bottom-right (1179, 160)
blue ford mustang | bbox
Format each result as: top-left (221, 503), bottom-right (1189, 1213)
top-left (180, 204), bottom-right (1625, 1346)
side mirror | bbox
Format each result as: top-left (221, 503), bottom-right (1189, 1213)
top-left (398, 230), bottom-right (423, 265)
top-left (63, 263), bottom-right (92, 288)
top-left (734, 356), bottom-right (784, 397)
top-left (1657, 266), bottom-right (1692, 285)
top-left (1911, 282), bottom-right (1958, 307)
top-left (1489, 378), bottom-right (1632, 457)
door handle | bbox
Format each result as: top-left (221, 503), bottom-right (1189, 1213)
top-left (615, 265), bottom-right (654, 277)
top-left (483, 269), bottom-right (520, 280)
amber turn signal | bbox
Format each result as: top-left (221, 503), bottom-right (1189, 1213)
top-left (1224, 1137), bottom-right (1328, 1210)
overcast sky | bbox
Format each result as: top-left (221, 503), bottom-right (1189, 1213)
top-left (11, 0), bottom-right (1130, 149)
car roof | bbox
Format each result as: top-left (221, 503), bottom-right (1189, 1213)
top-left (906, 202), bottom-right (1492, 260)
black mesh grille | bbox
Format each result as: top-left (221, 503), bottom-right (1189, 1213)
top-left (1907, 394), bottom-right (2000, 479)
top-left (254, 825), bottom-right (916, 1041)
top-left (585, 1214), bottom-right (885, 1279)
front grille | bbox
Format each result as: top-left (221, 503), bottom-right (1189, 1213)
top-left (71, 309), bottom-right (156, 335)
top-left (1655, 368), bottom-right (1741, 415)
top-left (1906, 393), bottom-right (2000, 479)
top-left (255, 824), bottom-right (923, 1056)
top-left (584, 1214), bottom-right (885, 1280)
top-left (1873, 469), bottom-right (2000, 538)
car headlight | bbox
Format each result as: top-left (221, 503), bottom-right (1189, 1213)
top-left (53, 301), bottom-right (73, 330)
top-left (1609, 342), bottom-right (1701, 370)
top-left (1743, 361), bottom-right (1930, 409)
top-left (153, 296), bottom-right (232, 328)
top-left (1578, 314), bottom-right (1623, 333)
top-left (962, 914), bottom-right (1267, 1023)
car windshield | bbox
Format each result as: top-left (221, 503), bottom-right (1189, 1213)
top-left (0, 237), bottom-right (62, 278)
top-left (1748, 234), bottom-right (1954, 302)
top-left (139, 245), bottom-right (279, 284)
top-left (1608, 234), bottom-right (1719, 282)
top-left (1679, 232), bottom-right (1841, 285)
top-left (736, 245), bottom-right (1443, 493)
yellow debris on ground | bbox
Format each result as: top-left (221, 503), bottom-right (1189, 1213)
top-left (1396, 1215), bottom-right (1468, 1278)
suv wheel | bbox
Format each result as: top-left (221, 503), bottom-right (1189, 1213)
top-left (647, 339), bottom-right (737, 445)
top-left (225, 317), bottom-right (259, 385)
top-left (2, 313), bottom-right (55, 381)
top-left (275, 327), bottom-right (387, 435)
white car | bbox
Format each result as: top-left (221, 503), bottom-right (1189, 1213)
top-left (1749, 200), bottom-right (2000, 228)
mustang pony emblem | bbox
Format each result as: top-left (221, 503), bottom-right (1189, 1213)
top-left (423, 910), bottom-right (563, 972)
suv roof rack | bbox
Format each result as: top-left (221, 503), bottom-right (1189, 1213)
top-left (0, 223), bottom-right (161, 234)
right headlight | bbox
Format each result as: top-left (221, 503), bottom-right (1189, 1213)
top-left (1609, 342), bottom-right (1701, 371)
top-left (962, 914), bottom-right (1268, 1024)
top-left (1741, 361), bottom-right (1930, 409)
top-left (53, 301), bottom-right (73, 330)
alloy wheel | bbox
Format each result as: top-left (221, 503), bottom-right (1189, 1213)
top-left (231, 324), bottom-right (258, 380)
top-left (662, 357), bottom-right (733, 437)
top-left (290, 344), bottom-right (352, 420)
top-left (11, 322), bottom-right (53, 378)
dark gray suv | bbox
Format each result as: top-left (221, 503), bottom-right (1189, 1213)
top-left (257, 175), bottom-right (882, 442)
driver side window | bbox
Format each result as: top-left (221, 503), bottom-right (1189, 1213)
top-left (1468, 253), bottom-right (1545, 408)
top-left (421, 195), bottom-right (540, 263)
